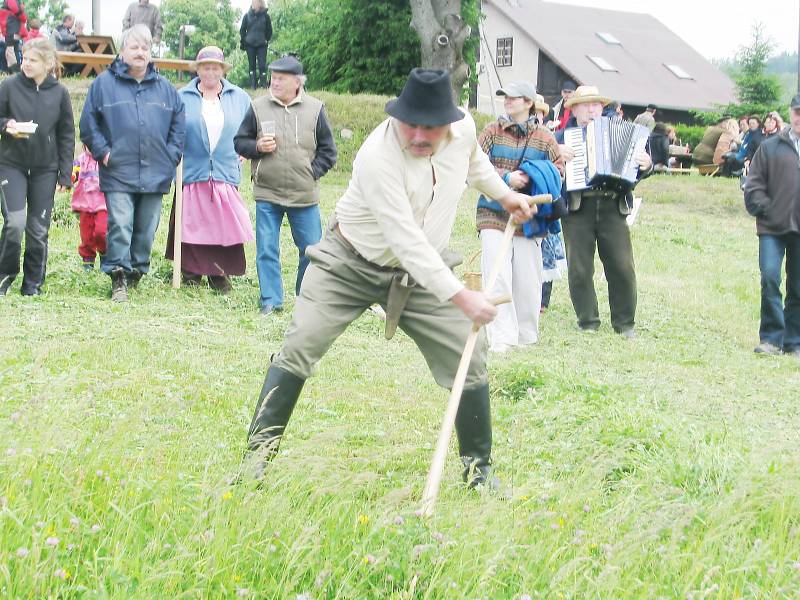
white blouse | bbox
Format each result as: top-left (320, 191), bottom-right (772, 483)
top-left (201, 96), bottom-right (225, 153)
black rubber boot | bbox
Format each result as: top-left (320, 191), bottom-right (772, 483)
top-left (245, 365), bottom-right (306, 480)
top-left (259, 70), bottom-right (268, 89)
top-left (248, 71), bottom-right (257, 89)
top-left (455, 383), bottom-right (497, 489)
top-left (110, 267), bottom-right (128, 302)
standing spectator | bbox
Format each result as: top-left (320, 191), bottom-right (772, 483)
top-left (79, 24), bottom-right (185, 302)
top-left (648, 122), bottom-right (670, 171)
top-left (0, 38), bottom-right (74, 296)
top-left (633, 104), bottom-right (657, 131)
top-left (22, 17), bottom-right (41, 40)
top-left (2, 0), bottom-right (27, 72)
top-left (549, 80), bottom-right (575, 131)
top-left (123, 0), bottom-right (162, 46)
top-left (239, 0), bottom-right (272, 90)
top-left (71, 146), bottom-right (107, 270)
top-left (476, 80), bottom-right (563, 352)
top-left (744, 94), bottom-right (800, 357)
top-left (166, 46), bottom-right (254, 293)
top-left (234, 55), bottom-right (337, 315)
top-left (556, 85), bottom-right (652, 337)
top-left (53, 14), bottom-right (79, 52)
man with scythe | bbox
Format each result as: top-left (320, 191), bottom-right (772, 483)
top-left (245, 69), bottom-right (536, 488)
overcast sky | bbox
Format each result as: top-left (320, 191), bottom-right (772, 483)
top-left (64, 0), bottom-right (798, 62)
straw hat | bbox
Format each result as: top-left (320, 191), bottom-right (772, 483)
top-left (534, 94), bottom-right (550, 115)
top-left (190, 46), bottom-right (232, 73)
top-left (564, 85), bottom-right (610, 108)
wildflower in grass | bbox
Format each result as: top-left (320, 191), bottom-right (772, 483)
top-left (583, 504), bottom-right (590, 512)
top-left (296, 593), bottom-right (311, 600)
top-left (236, 589), bottom-right (249, 597)
top-left (363, 554), bottom-right (377, 565)
top-left (431, 531), bottom-right (444, 543)
top-left (95, 470), bottom-right (104, 477)
top-left (222, 491), bottom-right (233, 501)
top-left (23, 479), bottom-right (32, 487)
top-left (520, 495), bottom-right (529, 501)
top-left (91, 524), bottom-right (102, 534)
top-left (269, 544), bottom-right (277, 553)
top-left (54, 568), bottom-right (70, 580)
top-left (35, 521), bottom-right (45, 529)
top-left (357, 514), bottom-right (369, 526)
top-left (45, 536), bottom-right (60, 547)
top-left (393, 515), bottom-right (404, 526)
top-left (70, 517), bottom-right (80, 529)
top-left (521, 595), bottom-right (532, 600)
top-left (550, 523), bottom-right (560, 530)
top-left (7, 447), bottom-right (16, 456)
top-left (793, 561), bottom-right (800, 570)
top-left (16, 547), bottom-right (29, 558)
top-left (9, 411), bottom-right (21, 422)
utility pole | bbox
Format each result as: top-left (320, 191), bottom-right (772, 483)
top-left (92, 0), bottom-right (101, 35)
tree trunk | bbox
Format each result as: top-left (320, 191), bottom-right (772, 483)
top-left (409, 0), bottom-right (471, 102)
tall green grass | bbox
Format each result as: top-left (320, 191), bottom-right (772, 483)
top-left (2, 88), bottom-right (800, 598)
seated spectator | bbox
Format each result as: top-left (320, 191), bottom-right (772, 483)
top-left (53, 14), bottom-right (78, 52)
top-left (763, 111), bottom-right (784, 138)
top-left (721, 115), bottom-right (763, 177)
top-left (692, 117), bottom-right (737, 168)
top-left (648, 122), bottom-right (670, 171)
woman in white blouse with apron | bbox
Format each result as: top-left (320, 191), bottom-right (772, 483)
top-left (167, 46), bottom-right (254, 293)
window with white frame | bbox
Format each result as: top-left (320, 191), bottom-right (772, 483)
top-left (664, 64), bottom-right (693, 80)
top-left (596, 32), bottom-right (621, 45)
top-left (587, 55), bottom-right (617, 72)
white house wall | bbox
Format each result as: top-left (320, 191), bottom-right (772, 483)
top-left (477, 2), bottom-right (542, 116)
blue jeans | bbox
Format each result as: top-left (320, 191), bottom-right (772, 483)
top-left (759, 233), bottom-right (800, 351)
top-left (102, 192), bottom-right (163, 274)
top-left (255, 201), bottom-right (321, 308)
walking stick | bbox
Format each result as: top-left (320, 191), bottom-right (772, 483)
top-left (171, 160), bottom-right (184, 289)
top-left (419, 193), bottom-right (553, 517)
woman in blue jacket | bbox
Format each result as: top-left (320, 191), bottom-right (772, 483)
top-left (166, 46), bottom-right (254, 293)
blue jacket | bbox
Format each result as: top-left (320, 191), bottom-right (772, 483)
top-left (178, 78), bottom-right (251, 186)
top-left (518, 159), bottom-right (563, 238)
top-left (79, 58), bottom-right (185, 194)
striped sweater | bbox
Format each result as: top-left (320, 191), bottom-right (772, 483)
top-left (476, 116), bottom-right (564, 233)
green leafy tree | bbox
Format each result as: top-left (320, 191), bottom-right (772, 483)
top-left (270, 0), bottom-right (420, 95)
top-left (160, 0), bottom-right (241, 60)
top-left (23, 0), bottom-right (68, 29)
top-left (734, 23), bottom-right (781, 106)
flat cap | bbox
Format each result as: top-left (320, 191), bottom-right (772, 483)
top-left (268, 55), bottom-right (304, 75)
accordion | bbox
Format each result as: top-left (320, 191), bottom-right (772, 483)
top-left (564, 117), bottom-right (650, 193)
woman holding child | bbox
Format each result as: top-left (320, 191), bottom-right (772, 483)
top-left (0, 37), bottom-right (73, 296)
top-left (166, 46), bottom-right (254, 293)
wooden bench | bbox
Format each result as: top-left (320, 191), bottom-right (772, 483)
top-left (58, 52), bottom-right (193, 76)
top-left (75, 35), bottom-right (116, 76)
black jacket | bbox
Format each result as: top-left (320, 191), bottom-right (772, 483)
top-left (744, 129), bottom-right (800, 236)
top-left (240, 9), bottom-right (272, 48)
top-left (0, 73), bottom-right (75, 186)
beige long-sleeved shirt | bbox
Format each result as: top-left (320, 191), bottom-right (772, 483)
top-left (335, 111), bottom-right (510, 302)
top-left (123, 2), bottom-right (163, 40)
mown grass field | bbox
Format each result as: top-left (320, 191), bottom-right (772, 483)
top-left (2, 84), bottom-right (800, 598)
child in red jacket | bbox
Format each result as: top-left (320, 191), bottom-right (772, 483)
top-left (23, 18), bottom-right (42, 41)
top-left (71, 147), bottom-right (108, 270)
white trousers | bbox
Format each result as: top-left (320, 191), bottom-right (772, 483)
top-left (480, 229), bottom-right (543, 351)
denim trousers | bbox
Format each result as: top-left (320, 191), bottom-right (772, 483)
top-left (102, 192), bottom-right (163, 274)
top-left (255, 201), bottom-right (321, 309)
top-left (758, 232), bottom-right (800, 351)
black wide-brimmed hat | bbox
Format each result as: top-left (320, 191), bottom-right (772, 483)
top-left (385, 68), bottom-right (464, 127)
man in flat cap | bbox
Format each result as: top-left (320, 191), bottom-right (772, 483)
top-left (235, 55), bottom-right (337, 315)
top-left (744, 94), bottom-right (800, 357)
top-left (243, 68), bottom-right (535, 488)
top-left (549, 79), bottom-right (576, 131)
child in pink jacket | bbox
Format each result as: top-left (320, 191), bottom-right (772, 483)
top-left (71, 148), bottom-right (107, 269)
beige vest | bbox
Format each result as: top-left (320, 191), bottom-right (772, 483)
top-left (251, 92), bottom-right (324, 207)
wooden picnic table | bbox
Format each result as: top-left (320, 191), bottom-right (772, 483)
top-left (74, 35), bottom-right (116, 76)
top-left (58, 52), bottom-right (194, 76)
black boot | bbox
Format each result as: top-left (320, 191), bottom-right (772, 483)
top-left (125, 268), bottom-right (142, 289)
top-left (248, 71), bottom-right (257, 89)
top-left (259, 70), bottom-right (268, 89)
top-left (455, 383), bottom-right (497, 489)
top-left (110, 267), bottom-right (128, 302)
top-left (245, 365), bottom-right (306, 480)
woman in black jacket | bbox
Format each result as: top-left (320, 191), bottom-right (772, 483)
top-left (239, 0), bottom-right (272, 89)
top-left (0, 37), bottom-right (74, 296)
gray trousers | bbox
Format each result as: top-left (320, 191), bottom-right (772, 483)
top-left (273, 225), bottom-right (488, 390)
